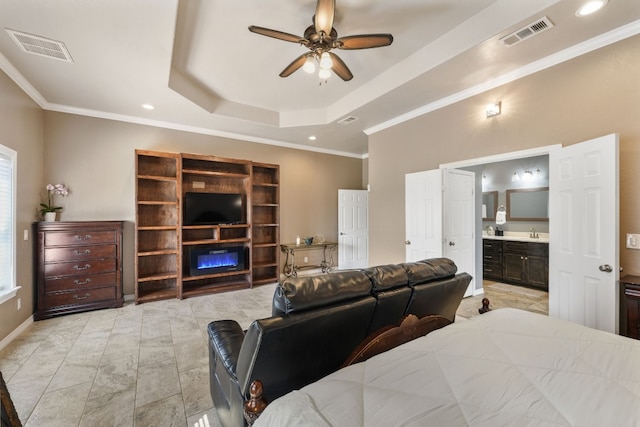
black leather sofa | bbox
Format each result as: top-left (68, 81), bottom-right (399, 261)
top-left (207, 258), bottom-right (472, 427)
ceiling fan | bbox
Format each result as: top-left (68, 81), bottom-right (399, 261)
top-left (248, 0), bottom-right (393, 82)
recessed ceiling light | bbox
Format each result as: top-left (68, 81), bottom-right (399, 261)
top-left (308, 136), bottom-right (317, 141)
top-left (141, 103), bottom-right (155, 110)
top-left (576, 0), bottom-right (608, 17)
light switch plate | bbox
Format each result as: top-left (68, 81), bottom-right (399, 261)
top-left (626, 233), bottom-right (640, 249)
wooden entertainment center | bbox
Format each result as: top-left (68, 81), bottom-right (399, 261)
top-left (134, 150), bottom-right (279, 304)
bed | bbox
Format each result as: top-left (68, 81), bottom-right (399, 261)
top-left (254, 308), bottom-right (640, 426)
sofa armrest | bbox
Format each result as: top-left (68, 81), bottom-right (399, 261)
top-left (208, 320), bottom-right (245, 380)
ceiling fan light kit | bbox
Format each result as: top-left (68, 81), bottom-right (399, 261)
top-left (249, 0), bottom-right (393, 84)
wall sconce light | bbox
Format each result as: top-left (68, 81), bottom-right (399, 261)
top-left (523, 169), bottom-right (533, 180)
top-left (486, 102), bottom-right (501, 118)
top-left (511, 171), bottom-right (520, 182)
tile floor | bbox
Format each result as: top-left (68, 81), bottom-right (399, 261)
top-left (0, 280), bottom-right (547, 427)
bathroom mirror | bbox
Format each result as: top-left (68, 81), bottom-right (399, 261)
top-left (482, 191), bottom-right (498, 221)
top-left (506, 187), bottom-right (549, 221)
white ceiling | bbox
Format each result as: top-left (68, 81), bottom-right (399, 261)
top-left (1, 0), bottom-right (639, 158)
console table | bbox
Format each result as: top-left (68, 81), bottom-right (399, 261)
top-left (280, 242), bottom-right (337, 277)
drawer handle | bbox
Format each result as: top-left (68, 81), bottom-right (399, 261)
top-left (74, 278), bottom-right (91, 285)
top-left (73, 264), bottom-right (91, 271)
top-left (74, 234), bottom-right (92, 241)
top-left (485, 268), bottom-right (492, 272)
top-left (485, 255), bottom-right (492, 259)
top-left (74, 249), bottom-right (91, 256)
top-left (74, 293), bottom-right (90, 300)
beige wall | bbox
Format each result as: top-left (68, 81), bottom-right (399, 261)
top-left (0, 71), bottom-right (44, 342)
top-left (42, 112), bottom-right (364, 298)
top-left (368, 34), bottom-right (640, 276)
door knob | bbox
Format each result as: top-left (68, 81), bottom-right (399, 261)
top-left (339, 232), bottom-right (346, 235)
top-left (405, 240), bottom-right (411, 245)
top-left (599, 264), bottom-right (613, 273)
top-left (449, 241), bottom-right (455, 246)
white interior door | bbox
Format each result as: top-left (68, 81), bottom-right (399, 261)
top-left (405, 170), bottom-right (442, 262)
top-left (549, 133), bottom-right (619, 333)
top-left (338, 189), bottom-right (369, 269)
top-left (443, 169), bottom-right (476, 297)
top-left (405, 169), bottom-right (476, 296)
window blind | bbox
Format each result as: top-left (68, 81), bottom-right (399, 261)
top-left (0, 149), bottom-right (14, 292)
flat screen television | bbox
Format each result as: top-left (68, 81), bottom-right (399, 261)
top-left (184, 192), bottom-right (243, 225)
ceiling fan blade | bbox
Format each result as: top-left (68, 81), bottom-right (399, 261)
top-left (328, 52), bottom-right (353, 81)
top-left (279, 53), bottom-right (310, 78)
top-left (315, 0), bottom-right (335, 36)
top-left (248, 25), bottom-right (306, 44)
top-left (335, 34), bottom-right (394, 50)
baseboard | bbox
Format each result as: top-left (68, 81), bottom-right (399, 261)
top-left (0, 315), bottom-right (34, 352)
top-left (124, 294), bottom-right (135, 302)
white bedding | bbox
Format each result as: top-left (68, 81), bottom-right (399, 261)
top-left (254, 308), bottom-right (640, 426)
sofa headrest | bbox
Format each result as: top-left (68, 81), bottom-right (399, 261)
top-left (401, 258), bottom-right (457, 285)
top-left (363, 264), bottom-right (409, 292)
top-left (272, 270), bottom-right (372, 315)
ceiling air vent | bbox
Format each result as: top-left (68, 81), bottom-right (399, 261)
top-left (338, 116), bottom-right (358, 125)
top-left (499, 17), bottom-right (554, 47)
top-left (5, 29), bottom-right (73, 62)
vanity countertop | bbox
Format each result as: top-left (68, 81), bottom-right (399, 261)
top-left (482, 232), bottom-right (549, 243)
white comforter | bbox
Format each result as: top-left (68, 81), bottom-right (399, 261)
top-left (255, 308), bottom-right (640, 426)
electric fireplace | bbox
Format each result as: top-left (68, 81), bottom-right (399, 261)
top-left (189, 246), bottom-right (246, 276)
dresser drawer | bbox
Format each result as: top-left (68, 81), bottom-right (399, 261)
top-left (44, 259), bottom-right (116, 278)
top-left (44, 272), bottom-right (117, 293)
top-left (45, 245), bottom-right (116, 262)
top-left (40, 286), bottom-right (117, 309)
top-left (44, 230), bottom-right (117, 247)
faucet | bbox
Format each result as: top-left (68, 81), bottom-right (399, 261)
top-left (529, 227), bottom-right (539, 239)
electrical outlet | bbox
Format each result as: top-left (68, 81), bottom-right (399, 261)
top-left (17, 298), bottom-right (21, 310)
top-left (627, 233), bottom-right (640, 249)
top-left (24, 229), bottom-right (28, 240)
top-left (304, 256), bottom-right (309, 263)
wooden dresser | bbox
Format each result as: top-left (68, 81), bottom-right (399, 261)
top-left (34, 221), bottom-right (123, 320)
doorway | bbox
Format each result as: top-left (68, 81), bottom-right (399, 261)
top-left (442, 145), bottom-right (558, 295)
top-left (441, 135), bottom-right (620, 333)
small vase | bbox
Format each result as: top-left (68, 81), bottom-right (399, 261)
top-left (44, 212), bottom-right (57, 222)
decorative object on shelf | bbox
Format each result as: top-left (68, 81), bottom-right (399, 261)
top-left (303, 236), bottom-right (314, 245)
top-left (39, 183), bottom-right (69, 221)
top-left (314, 233), bottom-right (325, 243)
top-left (43, 212), bottom-right (57, 222)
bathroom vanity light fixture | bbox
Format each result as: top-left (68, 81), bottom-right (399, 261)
top-left (511, 171), bottom-right (520, 182)
top-left (523, 169), bottom-right (533, 180)
top-left (486, 102), bottom-right (501, 118)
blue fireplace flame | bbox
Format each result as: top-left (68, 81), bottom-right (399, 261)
top-left (197, 251), bottom-right (239, 270)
